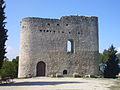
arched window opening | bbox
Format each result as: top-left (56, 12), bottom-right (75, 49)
top-left (67, 40), bottom-right (74, 53)
top-left (63, 70), bottom-right (67, 75)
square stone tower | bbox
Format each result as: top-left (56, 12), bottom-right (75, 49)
top-left (18, 15), bottom-right (99, 78)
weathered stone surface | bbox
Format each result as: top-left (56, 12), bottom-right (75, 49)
top-left (18, 15), bottom-right (99, 78)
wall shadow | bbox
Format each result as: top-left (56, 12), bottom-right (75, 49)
top-left (0, 81), bottom-right (85, 86)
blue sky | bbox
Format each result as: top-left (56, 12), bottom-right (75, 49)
top-left (5, 0), bottom-right (120, 60)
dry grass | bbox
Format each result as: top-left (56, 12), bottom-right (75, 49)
top-left (110, 79), bottom-right (120, 90)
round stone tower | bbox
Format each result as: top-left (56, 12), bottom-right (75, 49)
top-left (18, 15), bottom-right (99, 78)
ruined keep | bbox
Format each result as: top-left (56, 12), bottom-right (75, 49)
top-left (18, 15), bottom-right (99, 78)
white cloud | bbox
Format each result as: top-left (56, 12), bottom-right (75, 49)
top-left (6, 45), bottom-right (19, 60)
top-left (117, 47), bottom-right (120, 53)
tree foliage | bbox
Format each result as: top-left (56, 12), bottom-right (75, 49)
top-left (104, 45), bottom-right (120, 78)
top-left (0, 59), bottom-right (14, 78)
top-left (0, 56), bottom-right (19, 78)
top-left (0, 0), bottom-right (8, 69)
top-left (99, 50), bottom-right (109, 64)
top-left (12, 56), bottom-right (19, 77)
top-left (117, 53), bottom-right (120, 61)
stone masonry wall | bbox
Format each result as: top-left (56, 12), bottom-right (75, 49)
top-left (18, 15), bottom-right (99, 78)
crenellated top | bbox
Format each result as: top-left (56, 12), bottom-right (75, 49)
top-left (21, 17), bottom-right (59, 23)
top-left (21, 15), bottom-right (98, 24)
top-left (60, 15), bottom-right (97, 20)
top-left (20, 15), bottom-right (98, 37)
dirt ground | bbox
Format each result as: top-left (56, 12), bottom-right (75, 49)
top-left (0, 77), bottom-right (118, 90)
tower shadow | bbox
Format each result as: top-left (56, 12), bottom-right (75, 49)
top-left (0, 81), bottom-right (85, 86)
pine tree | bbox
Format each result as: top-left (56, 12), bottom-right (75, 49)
top-left (0, 0), bottom-right (7, 69)
top-left (104, 45), bottom-right (120, 78)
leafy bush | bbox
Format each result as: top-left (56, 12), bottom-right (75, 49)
top-left (0, 56), bottom-right (19, 78)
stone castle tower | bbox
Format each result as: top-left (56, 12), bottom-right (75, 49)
top-left (18, 15), bottom-right (99, 78)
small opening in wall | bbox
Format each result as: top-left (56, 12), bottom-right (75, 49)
top-left (63, 70), bottom-right (67, 75)
top-left (43, 30), bottom-right (45, 32)
top-left (40, 30), bottom-right (42, 32)
top-left (47, 23), bottom-right (50, 26)
top-left (57, 24), bottom-right (59, 26)
top-left (78, 32), bottom-right (80, 34)
top-left (69, 32), bottom-right (71, 34)
top-left (46, 30), bottom-right (49, 32)
top-left (50, 30), bottom-right (51, 32)
top-left (66, 24), bottom-right (68, 26)
top-left (53, 31), bottom-right (55, 33)
top-left (67, 40), bottom-right (74, 53)
top-left (62, 31), bottom-right (64, 33)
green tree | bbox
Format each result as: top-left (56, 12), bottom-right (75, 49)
top-left (0, 56), bottom-right (19, 78)
top-left (99, 50), bottom-right (109, 64)
top-left (117, 53), bottom-right (120, 61)
top-left (0, 0), bottom-right (8, 69)
top-left (104, 45), bottom-right (119, 78)
top-left (12, 56), bottom-right (19, 78)
top-left (0, 59), bottom-right (15, 78)
top-left (99, 53), bottom-right (105, 64)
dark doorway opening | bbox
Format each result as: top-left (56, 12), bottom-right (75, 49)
top-left (63, 70), bottom-right (67, 75)
top-left (36, 61), bottom-right (46, 76)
